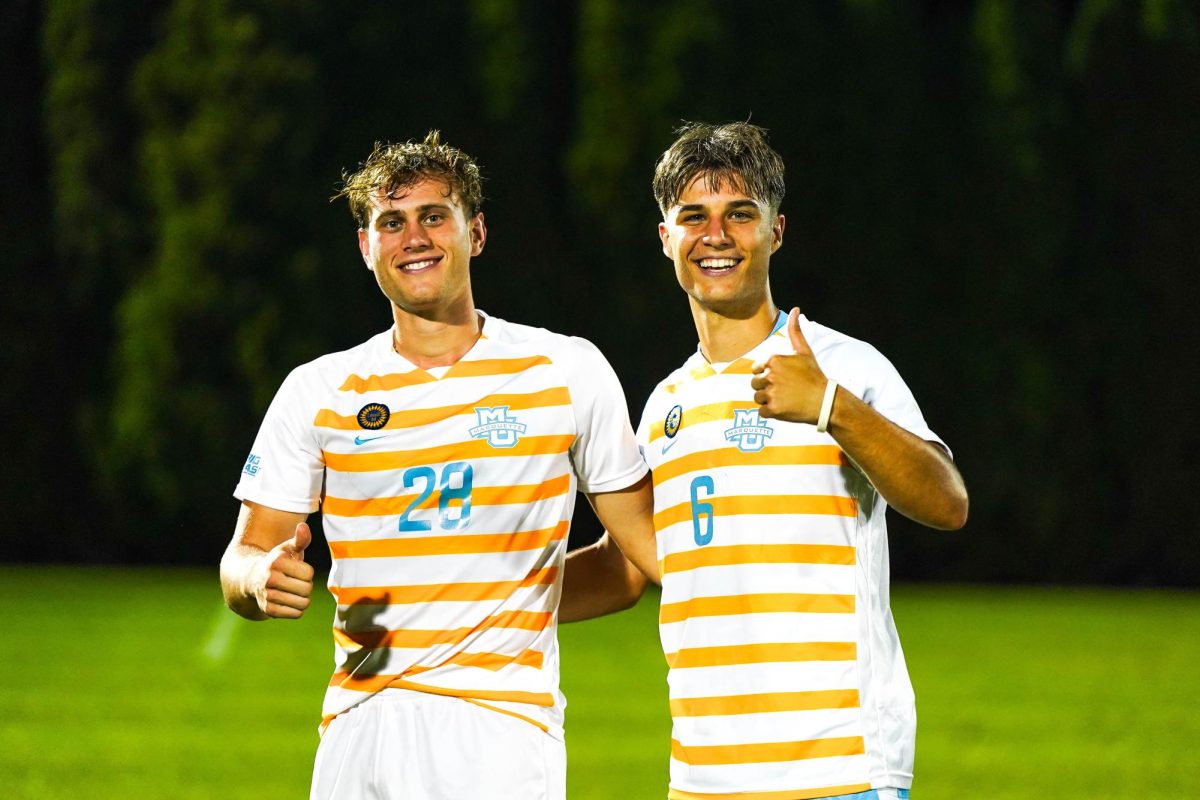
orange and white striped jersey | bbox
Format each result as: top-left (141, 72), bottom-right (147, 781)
top-left (235, 312), bottom-right (647, 739)
top-left (637, 312), bottom-right (947, 800)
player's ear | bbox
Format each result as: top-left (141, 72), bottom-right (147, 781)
top-left (659, 221), bottom-right (672, 259)
top-left (771, 213), bottom-right (785, 253)
top-left (470, 212), bottom-right (487, 256)
top-left (357, 228), bottom-right (373, 269)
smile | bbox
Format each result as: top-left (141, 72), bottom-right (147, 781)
top-left (397, 257), bottom-right (441, 272)
top-left (696, 257), bottom-right (741, 273)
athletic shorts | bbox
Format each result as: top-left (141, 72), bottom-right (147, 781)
top-left (311, 689), bottom-right (566, 800)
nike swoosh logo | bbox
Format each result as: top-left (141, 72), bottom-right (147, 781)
top-left (661, 438), bottom-right (679, 455)
top-left (354, 435), bottom-right (388, 446)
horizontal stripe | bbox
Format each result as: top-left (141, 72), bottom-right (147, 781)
top-left (667, 782), bottom-right (873, 800)
top-left (662, 543), bottom-right (855, 575)
top-left (324, 472), bottom-right (571, 518)
top-left (324, 434), bottom-right (574, 473)
top-left (722, 358), bottom-right (757, 375)
top-left (339, 371), bottom-right (436, 393)
top-left (670, 735), bottom-right (865, 766)
top-left (406, 647), bottom-right (544, 675)
top-left (338, 356), bottom-right (553, 393)
top-left (660, 593), bottom-right (854, 624)
top-left (665, 641), bottom-right (857, 669)
top-left (652, 445), bottom-right (847, 486)
top-left (446, 356), bottom-right (553, 378)
top-left (330, 521), bottom-right (569, 559)
top-left (654, 494), bottom-right (857, 530)
top-left (460, 698), bottom-right (549, 734)
top-left (334, 610), bottom-right (552, 651)
top-left (661, 357), bottom-right (756, 394)
top-left (649, 400), bottom-right (757, 443)
top-left (670, 689), bottom-right (860, 717)
top-left (314, 387), bottom-right (571, 430)
top-left (331, 566), bottom-right (558, 606)
top-left (326, 674), bottom-right (555, 707)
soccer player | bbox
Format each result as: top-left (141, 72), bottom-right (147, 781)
top-left (220, 131), bottom-right (657, 800)
top-left (639, 122), bottom-right (969, 800)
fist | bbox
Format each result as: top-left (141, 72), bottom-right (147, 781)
top-left (255, 522), bottom-right (314, 619)
top-left (750, 307), bottom-right (828, 422)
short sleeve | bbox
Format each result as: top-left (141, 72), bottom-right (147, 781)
top-left (233, 368), bottom-right (326, 513)
top-left (635, 394), bottom-right (652, 452)
top-left (562, 338), bottom-right (649, 494)
top-left (832, 342), bottom-right (950, 458)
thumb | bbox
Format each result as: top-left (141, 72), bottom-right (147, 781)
top-left (787, 307), bottom-right (812, 355)
top-left (285, 522), bottom-right (311, 560)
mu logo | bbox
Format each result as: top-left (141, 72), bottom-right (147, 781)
top-left (724, 408), bottom-right (774, 452)
top-left (468, 406), bottom-right (527, 448)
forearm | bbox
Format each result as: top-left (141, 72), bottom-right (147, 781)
top-left (559, 533), bottom-right (649, 623)
top-left (827, 387), bottom-right (968, 530)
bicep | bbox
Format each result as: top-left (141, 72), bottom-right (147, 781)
top-left (233, 500), bottom-right (308, 552)
top-left (585, 474), bottom-right (659, 582)
top-left (586, 475), bottom-right (654, 529)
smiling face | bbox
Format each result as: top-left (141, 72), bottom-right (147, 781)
top-left (658, 173), bottom-right (784, 319)
top-left (357, 177), bottom-right (486, 317)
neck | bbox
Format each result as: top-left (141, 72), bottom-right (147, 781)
top-left (391, 295), bottom-right (481, 369)
top-left (690, 296), bottom-right (779, 364)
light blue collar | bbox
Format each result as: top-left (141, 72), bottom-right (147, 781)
top-left (770, 309), bottom-right (788, 335)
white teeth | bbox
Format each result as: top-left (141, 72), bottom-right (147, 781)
top-left (402, 259), bottom-right (437, 271)
top-left (699, 258), bottom-right (739, 269)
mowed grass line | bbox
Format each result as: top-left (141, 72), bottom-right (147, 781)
top-left (0, 568), bottom-right (1196, 798)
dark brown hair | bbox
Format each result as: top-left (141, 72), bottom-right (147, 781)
top-left (652, 121), bottom-right (785, 215)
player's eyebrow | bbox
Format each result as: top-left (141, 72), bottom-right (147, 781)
top-left (376, 203), bottom-right (453, 220)
top-left (676, 199), bottom-right (759, 214)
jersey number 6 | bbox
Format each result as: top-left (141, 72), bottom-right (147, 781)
top-left (398, 462), bottom-right (473, 532)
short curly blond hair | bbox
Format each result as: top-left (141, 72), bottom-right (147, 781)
top-left (335, 130), bottom-right (484, 228)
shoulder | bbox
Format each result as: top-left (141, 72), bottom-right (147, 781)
top-left (795, 317), bottom-right (917, 406)
top-left (277, 329), bottom-right (392, 394)
top-left (640, 351), bottom-right (704, 412)
top-left (798, 317), bottom-right (894, 375)
top-left (481, 313), bottom-right (605, 363)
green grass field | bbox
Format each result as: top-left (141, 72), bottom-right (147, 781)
top-left (0, 567), bottom-right (1196, 798)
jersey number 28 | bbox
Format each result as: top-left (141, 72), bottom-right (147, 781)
top-left (398, 462), bottom-right (473, 532)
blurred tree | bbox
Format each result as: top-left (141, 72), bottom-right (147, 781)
top-left (3, 0), bottom-right (65, 559)
top-left (15, 0), bottom-right (1199, 584)
top-left (94, 0), bottom-right (320, 559)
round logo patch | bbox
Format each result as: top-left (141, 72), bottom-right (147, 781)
top-left (664, 404), bottom-right (683, 438)
top-left (356, 403), bottom-right (391, 430)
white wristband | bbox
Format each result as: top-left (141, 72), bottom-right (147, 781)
top-left (816, 380), bottom-right (838, 433)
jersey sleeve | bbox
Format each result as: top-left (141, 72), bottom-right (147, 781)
top-left (561, 337), bottom-right (649, 494)
top-left (233, 367), bottom-right (326, 513)
top-left (840, 343), bottom-right (950, 457)
top-left (634, 393), bottom-right (652, 452)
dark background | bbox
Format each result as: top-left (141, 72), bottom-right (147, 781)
top-left (4, 0), bottom-right (1197, 585)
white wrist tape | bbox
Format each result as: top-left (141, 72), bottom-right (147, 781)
top-left (816, 380), bottom-right (838, 433)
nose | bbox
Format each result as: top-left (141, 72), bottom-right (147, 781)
top-left (702, 217), bottom-right (730, 246)
top-left (402, 222), bottom-right (432, 251)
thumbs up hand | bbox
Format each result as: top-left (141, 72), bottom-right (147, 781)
top-left (255, 522), bottom-right (315, 619)
top-left (750, 308), bottom-right (830, 424)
